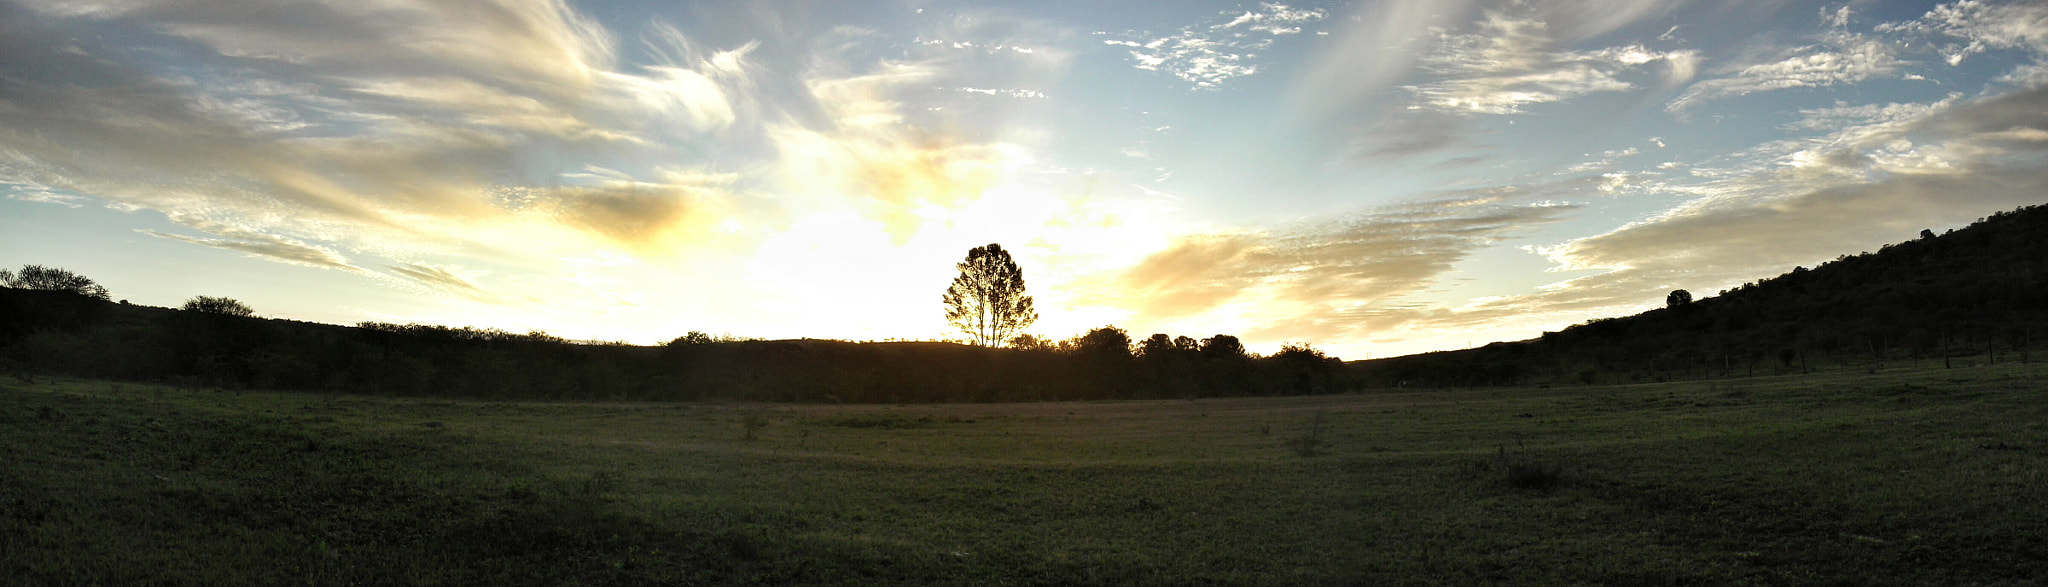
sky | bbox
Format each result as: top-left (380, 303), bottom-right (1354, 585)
top-left (3, 0), bottom-right (2047, 359)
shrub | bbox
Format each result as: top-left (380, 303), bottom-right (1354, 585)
top-left (183, 296), bottom-right (254, 317)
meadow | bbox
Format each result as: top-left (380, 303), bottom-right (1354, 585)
top-left (3, 364), bottom-right (2044, 584)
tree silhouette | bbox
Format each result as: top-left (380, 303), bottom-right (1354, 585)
top-left (183, 296), bottom-right (253, 317)
top-left (1138, 333), bottom-right (1175, 359)
top-left (2, 264), bottom-right (110, 301)
top-left (1010, 334), bottom-right (1054, 352)
top-left (942, 243), bottom-right (1038, 346)
top-left (1200, 334), bottom-right (1246, 360)
top-left (1072, 326), bottom-right (1133, 360)
top-left (1666, 289), bottom-right (1693, 309)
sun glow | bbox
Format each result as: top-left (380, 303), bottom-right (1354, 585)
top-left (723, 175), bottom-right (1184, 344)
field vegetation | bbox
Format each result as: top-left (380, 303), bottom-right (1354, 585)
top-left (5, 364), bottom-right (2043, 584)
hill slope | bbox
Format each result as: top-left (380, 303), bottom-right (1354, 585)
top-left (1355, 203), bottom-right (2048, 386)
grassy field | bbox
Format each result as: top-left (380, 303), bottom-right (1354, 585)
top-left (3, 364), bottom-right (2045, 585)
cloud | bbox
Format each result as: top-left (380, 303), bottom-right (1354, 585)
top-left (1877, 0), bottom-right (2048, 66)
top-left (143, 222), bottom-right (361, 273)
top-left (1104, 3), bottom-right (1326, 89)
top-left (3, 189), bottom-right (88, 207)
top-left (1114, 235), bottom-right (1260, 319)
top-left (1294, 0), bottom-right (1695, 126)
top-left (1405, 11), bottom-right (1696, 115)
top-left (772, 125), bottom-right (1017, 244)
top-left (1100, 191), bottom-right (1577, 342)
top-left (1215, 3), bottom-right (1327, 36)
top-left (544, 183), bottom-right (722, 253)
top-left (1668, 33), bottom-right (1909, 112)
top-left (1300, 4), bottom-right (1695, 160)
top-left (764, 46), bottom-right (1032, 245)
top-left (956, 87), bottom-right (1047, 99)
top-left (0, 153), bottom-right (86, 207)
top-left (0, 0), bottom-right (791, 267)
top-left (385, 262), bottom-right (499, 302)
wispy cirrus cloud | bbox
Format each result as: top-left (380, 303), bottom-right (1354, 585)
top-left (1305, 4), bottom-right (1695, 161)
top-left (1667, 32), bottom-right (1910, 112)
top-left (0, 0), bottom-right (641, 237)
top-left (1877, 0), bottom-right (2048, 66)
top-left (1407, 11), bottom-right (1697, 115)
top-left (1216, 3), bottom-right (1326, 36)
top-left (143, 217), bottom-right (362, 273)
top-left (386, 262), bottom-right (500, 302)
top-left (1103, 3), bottom-right (1326, 89)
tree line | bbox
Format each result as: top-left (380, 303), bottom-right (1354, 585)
top-left (0, 263), bottom-right (1348, 401)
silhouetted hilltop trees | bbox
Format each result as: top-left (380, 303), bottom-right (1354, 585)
top-left (1354, 203), bottom-right (2048, 387)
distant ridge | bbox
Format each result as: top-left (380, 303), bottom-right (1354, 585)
top-left (1353, 203), bottom-right (2048, 387)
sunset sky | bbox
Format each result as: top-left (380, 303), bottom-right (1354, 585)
top-left (4, 0), bottom-right (2046, 358)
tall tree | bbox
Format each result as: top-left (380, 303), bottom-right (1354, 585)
top-left (942, 243), bottom-right (1038, 346)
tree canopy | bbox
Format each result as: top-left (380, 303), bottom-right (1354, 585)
top-left (1072, 325), bottom-right (1132, 360)
top-left (183, 296), bottom-right (254, 317)
top-left (942, 243), bottom-right (1037, 346)
top-left (1666, 289), bottom-right (1693, 309)
top-left (2, 264), bottom-right (110, 301)
top-left (1200, 335), bottom-right (1247, 360)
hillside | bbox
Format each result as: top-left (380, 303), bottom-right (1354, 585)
top-left (1355, 203), bottom-right (2048, 387)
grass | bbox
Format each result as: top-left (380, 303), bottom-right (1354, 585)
top-left (3, 364), bottom-right (2046, 584)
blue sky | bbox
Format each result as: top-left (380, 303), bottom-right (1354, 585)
top-left (4, 0), bottom-right (2046, 358)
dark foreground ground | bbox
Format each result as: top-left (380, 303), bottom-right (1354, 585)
top-left (3, 364), bottom-right (2044, 584)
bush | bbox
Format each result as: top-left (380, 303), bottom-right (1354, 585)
top-left (183, 296), bottom-right (254, 317)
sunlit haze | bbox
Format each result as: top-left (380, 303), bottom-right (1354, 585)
top-left (5, 0), bottom-right (2047, 358)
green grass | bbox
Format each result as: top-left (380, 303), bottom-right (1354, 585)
top-left (4, 365), bottom-right (2045, 584)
